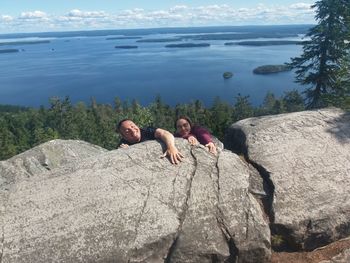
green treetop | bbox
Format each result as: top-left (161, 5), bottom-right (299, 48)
top-left (289, 0), bottom-right (350, 108)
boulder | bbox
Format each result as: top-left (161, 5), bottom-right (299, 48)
top-left (0, 140), bottom-right (108, 263)
top-left (0, 139), bottom-right (108, 184)
top-left (0, 139), bottom-right (270, 263)
top-left (225, 107), bottom-right (350, 251)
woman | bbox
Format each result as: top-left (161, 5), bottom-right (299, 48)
top-left (174, 116), bottom-right (217, 155)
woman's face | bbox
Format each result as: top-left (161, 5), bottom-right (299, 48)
top-left (176, 118), bottom-right (191, 137)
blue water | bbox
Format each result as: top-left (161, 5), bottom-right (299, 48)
top-left (0, 26), bottom-right (306, 107)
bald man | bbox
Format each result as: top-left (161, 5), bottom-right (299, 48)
top-left (116, 119), bottom-right (184, 164)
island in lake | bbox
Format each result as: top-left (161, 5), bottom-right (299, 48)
top-left (165, 43), bottom-right (210, 48)
top-left (114, 45), bottom-right (138, 49)
top-left (223, 72), bottom-right (233, 79)
top-left (106, 36), bottom-right (142, 40)
top-left (181, 32), bottom-right (301, 41)
top-left (253, 65), bottom-right (291, 74)
top-left (136, 38), bottom-right (181, 43)
top-left (0, 49), bottom-right (19, 54)
top-left (225, 40), bottom-right (303, 46)
top-left (0, 40), bottom-right (50, 46)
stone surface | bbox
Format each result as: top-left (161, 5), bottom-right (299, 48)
top-left (225, 108), bottom-right (350, 251)
top-left (0, 139), bottom-right (108, 184)
top-left (0, 139), bottom-right (108, 263)
top-left (319, 248), bottom-right (350, 263)
top-left (0, 139), bottom-right (270, 263)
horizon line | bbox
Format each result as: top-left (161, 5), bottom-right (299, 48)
top-left (0, 23), bottom-right (315, 37)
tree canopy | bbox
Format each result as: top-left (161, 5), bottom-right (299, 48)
top-left (289, 0), bottom-right (350, 108)
top-left (0, 91), bottom-right (307, 161)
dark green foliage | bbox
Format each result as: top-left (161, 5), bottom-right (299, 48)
top-left (283, 90), bottom-right (305, 112)
top-left (0, 92), bottom-right (307, 161)
top-left (257, 92), bottom-right (282, 115)
top-left (289, 0), bottom-right (350, 108)
top-left (232, 94), bottom-right (255, 121)
top-left (209, 97), bottom-right (233, 140)
top-left (0, 105), bottom-right (29, 112)
top-left (0, 119), bottom-right (17, 159)
top-left (322, 53), bottom-right (350, 110)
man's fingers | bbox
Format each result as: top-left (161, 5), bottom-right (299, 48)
top-left (161, 149), bottom-right (184, 164)
top-left (171, 154), bottom-right (178, 164)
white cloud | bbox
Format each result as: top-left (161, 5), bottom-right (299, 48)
top-left (19, 10), bottom-right (48, 19)
top-left (1, 4), bottom-right (317, 33)
top-left (290, 3), bottom-right (313, 10)
top-left (169, 5), bottom-right (188, 13)
top-left (67, 9), bottom-right (107, 18)
top-left (1, 15), bottom-right (13, 22)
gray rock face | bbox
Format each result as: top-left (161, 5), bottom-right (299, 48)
top-left (0, 139), bottom-right (108, 184)
top-left (225, 108), bottom-right (350, 251)
top-left (0, 139), bottom-right (108, 263)
top-left (0, 139), bottom-right (270, 263)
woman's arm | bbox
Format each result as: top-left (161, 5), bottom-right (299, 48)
top-left (192, 126), bottom-right (212, 145)
top-left (192, 126), bottom-right (217, 155)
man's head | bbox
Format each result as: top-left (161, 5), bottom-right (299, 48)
top-left (117, 119), bottom-right (141, 143)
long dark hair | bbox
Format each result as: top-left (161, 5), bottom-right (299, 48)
top-left (175, 115), bottom-right (193, 130)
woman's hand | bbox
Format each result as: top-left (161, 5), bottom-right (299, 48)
top-left (205, 142), bottom-right (217, 155)
top-left (187, 136), bottom-right (198, 145)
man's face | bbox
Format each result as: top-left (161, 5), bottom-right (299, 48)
top-left (120, 120), bottom-right (141, 143)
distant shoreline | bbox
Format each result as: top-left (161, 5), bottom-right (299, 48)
top-left (0, 48), bottom-right (19, 53)
top-left (165, 43), bottom-right (210, 48)
top-left (115, 45), bottom-right (138, 49)
top-left (225, 40), bottom-right (303, 46)
top-left (0, 24), bottom-right (313, 39)
top-left (0, 40), bottom-right (51, 46)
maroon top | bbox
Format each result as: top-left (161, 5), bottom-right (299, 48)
top-left (175, 126), bottom-right (212, 145)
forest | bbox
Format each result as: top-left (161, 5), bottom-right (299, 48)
top-left (0, 91), bottom-right (307, 160)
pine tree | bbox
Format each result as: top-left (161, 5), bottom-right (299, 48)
top-left (232, 94), bottom-right (254, 121)
top-left (282, 90), bottom-right (305, 112)
top-left (210, 97), bottom-right (233, 140)
top-left (289, 0), bottom-right (350, 108)
top-left (260, 92), bottom-right (278, 115)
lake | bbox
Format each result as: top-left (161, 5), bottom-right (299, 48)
top-left (0, 25), bottom-right (309, 107)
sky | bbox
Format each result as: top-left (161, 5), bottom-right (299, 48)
top-left (0, 1), bottom-right (317, 34)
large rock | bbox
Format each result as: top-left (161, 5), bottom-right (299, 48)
top-left (0, 139), bottom-right (108, 263)
top-left (225, 108), bottom-right (350, 251)
top-left (0, 139), bottom-right (270, 262)
top-left (0, 139), bottom-right (108, 184)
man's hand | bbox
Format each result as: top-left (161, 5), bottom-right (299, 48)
top-left (119, 143), bottom-right (129, 148)
top-left (155, 128), bottom-right (184, 164)
top-left (205, 142), bottom-right (217, 155)
top-left (161, 145), bottom-right (184, 164)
